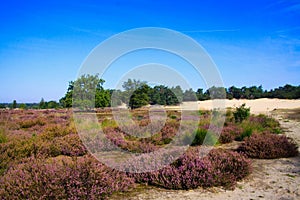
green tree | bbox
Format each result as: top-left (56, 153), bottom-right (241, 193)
top-left (151, 85), bottom-right (167, 105)
top-left (196, 88), bottom-right (209, 100)
top-left (59, 82), bottom-right (73, 108)
top-left (39, 98), bottom-right (47, 109)
top-left (12, 100), bottom-right (17, 109)
top-left (129, 84), bottom-right (151, 109)
top-left (170, 86), bottom-right (183, 104)
top-left (60, 74), bottom-right (106, 110)
top-left (207, 86), bottom-right (226, 99)
top-left (228, 86), bottom-right (242, 99)
top-left (47, 101), bottom-right (60, 109)
top-left (110, 89), bottom-right (123, 107)
top-left (183, 89), bottom-right (197, 101)
top-left (122, 79), bottom-right (147, 105)
top-left (19, 103), bottom-right (27, 110)
top-left (95, 88), bottom-right (111, 108)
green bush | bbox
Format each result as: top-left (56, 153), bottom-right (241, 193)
top-left (191, 129), bottom-right (207, 146)
top-left (235, 126), bottom-right (253, 141)
top-left (233, 104), bottom-right (250, 123)
top-left (191, 129), bottom-right (218, 146)
top-left (249, 114), bottom-right (282, 134)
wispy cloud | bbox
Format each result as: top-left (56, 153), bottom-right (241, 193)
top-left (275, 26), bottom-right (300, 34)
top-left (181, 29), bottom-right (240, 33)
top-left (69, 26), bottom-right (114, 37)
top-left (266, 0), bottom-right (300, 13)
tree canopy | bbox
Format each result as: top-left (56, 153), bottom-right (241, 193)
top-left (4, 75), bottom-right (296, 110)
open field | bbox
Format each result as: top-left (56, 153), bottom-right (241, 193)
top-left (0, 99), bottom-right (299, 199)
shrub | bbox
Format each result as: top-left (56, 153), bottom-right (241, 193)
top-left (0, 155), bottom-right (135, 199)
top-left (129, 148), bottom-right (251, 190)
top-left (219, 124), bottom-right (242, 143)
top-left (40, 124), bottom-right (72, 140)
top-left (54, 134), bottom-right (87, 156)
top-left (0, 127), bottom-right (7, 143)
top-left (170, 115), bottom-right (177, 119)
top-left (233, 104), bottom-right (250, 123)
top-left (249, 114), bottom-right (282, 134)
top-left (18, 118), bottom-right (46, 129)
top-left (0, 138), bottom-right (37, 175)
top-left (191, 129), bottom-right (207, 146)
top-left (235, 126), bottom-right (253, 141)
top-left (191, 129), bottom-right (218, 146)
top-left (237, 133), bottom-right (299, 159)
top-left (219, 130), bottom-right (235, 144)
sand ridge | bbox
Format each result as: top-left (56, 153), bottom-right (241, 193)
top-left (165, 99), bottom-right (300, 115)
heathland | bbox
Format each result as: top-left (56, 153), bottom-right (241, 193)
top-left (0, 100), bottom-right (299, 199)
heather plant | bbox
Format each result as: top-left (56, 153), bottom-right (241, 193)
top-left (128, 148), bottom-right (252, 190)
top-left (54, 134), bottom-right (87, 156)
top-left (0, 127), bottom-right (7, 143)
top-left (218, 130), bottom-right (235, 144)
top-left (1, 108), bottom-right (291, 196)
top-left (237, 133), bottom-right (299, 159)
top-left (101, 118), bottom-right (118, 128)
top-left (0, 136), bottom-right (36, 175)
top-left (39, 124), bottom-right (73, 140)
top-left (218, 124), bottom-right (242, 143)
top-left (18, 117), bottom-right (46, 129)
top-left (0, 155), bottom-right (135, 199)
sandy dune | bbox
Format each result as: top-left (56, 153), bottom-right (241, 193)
top-left (166, 99), bottom-right (300, 114)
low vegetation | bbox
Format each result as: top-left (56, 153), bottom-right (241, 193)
top-left (0, 104), bottom-right (298, 198)
top-left (237, 133), bottom-right (298, 159)
top-left (0, 155), bottom-right (134, 199)
top-left (129, 148), bottom-right (251, 190)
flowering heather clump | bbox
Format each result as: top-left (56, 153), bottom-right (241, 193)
top-left (18, 117), bottom-right (46, 129)
top-left (160, 124), bottom-right (178, 144)
top-left (219, 124), bottom-right (242, 144)
top-left (39, 124), bottom-right (73, 140)
top-left (237, 133), bottom-right (299, 159)
top-left (104, 127), bottom-right (127, 147)
top-left (55, 134), bottom-right (87, 156)
top-left (0, 155), bottom-right (135, 199)
top-left (219, 130), bottom-right (235, 144)
top-left (136, 141), bottom-right (159, 153)
top-left (129, 148), bottom-right (252, 190)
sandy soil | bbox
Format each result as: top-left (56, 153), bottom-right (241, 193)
top-left (166, 99), bottom-right (300, 115)
top-left (112, 100), bottom-right (300, 200)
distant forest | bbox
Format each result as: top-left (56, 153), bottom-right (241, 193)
top-left (1, 74), bottom-right (300, 109)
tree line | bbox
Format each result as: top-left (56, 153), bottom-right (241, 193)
top-left (1, 74), bottom-right (299, 109)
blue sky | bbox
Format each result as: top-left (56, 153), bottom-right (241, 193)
top-left (0, 0), bottom-right (299, 102)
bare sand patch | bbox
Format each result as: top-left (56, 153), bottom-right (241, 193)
top-left (165, 99), bottom-right (300, 115)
